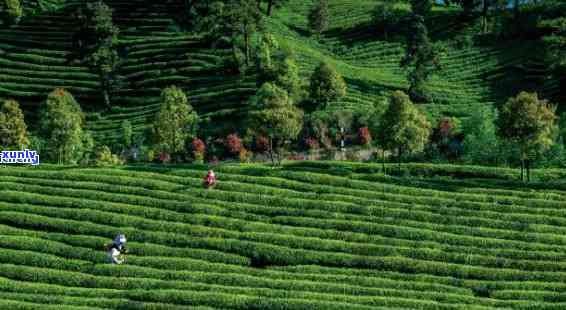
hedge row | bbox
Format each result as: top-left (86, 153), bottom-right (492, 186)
top-left (0, 229), bottom-right (475, 296)
top-left (6, 180), bottom-right (560, 262)
top-left (5, 192), bottom-right (566, 274)
top-left (0, 264), bottom-right (486, 310)
top-left (3, 182), bottom-right (557, 268)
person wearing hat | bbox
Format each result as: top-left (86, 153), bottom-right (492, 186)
top-left (203, 170), bottom-right (217, 188)
top-left (106, 234), bottom-right (128, 264)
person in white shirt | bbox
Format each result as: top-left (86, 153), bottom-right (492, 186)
top-left (107, 234), bottom-right (127, 264)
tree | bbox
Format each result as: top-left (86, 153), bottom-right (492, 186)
top-left (154, 86), bottom-right (199, 159)
top-left (121, 120), bottom-right (133, 150)
top-left (256, 33), bottom-right (279, 81)
top-left (450, 0), bottom-right (480, 17)
top-left (1, 0), bottom-right (22, 25)
top-left (40, 89), bottom-right (87, 164)
top-left (410, 0), bottom-right (432, 17)
top-left (401, 15), bottom-right (440, 102)
top-left (371, 1), bottom-right (405, 40)
top-left (225, 133), bottom-right (243, 155)
top-left (248, 82), bottom-right (303, 165)
top-left (95, 145), bottom-right (123, 166)
top-left (496, 91), bottom-right (557, 182)
top-left (225, 0), bottom-right (262, 66)
top-left (378, 91), bottom-right (431, 173)
top-left (273, 53), bottom-right (303, 102)
top-left (308, 0), bottom-right (329, 37)
top-left (256, 34), bottom-right (303, 101)
top-left (462, 106), bottom-right (500, 165)
top-left (560, 113), bottom-right (566, 148)
top-left (258, 0), bottom-right (288, 16)
top-left (0, 99), bottom-right (29, 149)
top-left (86, 1), bottom-right (120, 108)
top-left (309, 61), bottom-right (347, 110)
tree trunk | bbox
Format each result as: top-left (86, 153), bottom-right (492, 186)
top-left (482, 0), bottom-right (488, 34)
top-left (244, 29), bottom-right (250, 66)
top-left (103, 89), bottom-right (111, 108)
top-left (257, 0), bottom-right (261, 11)
top-left (513, 0), bottom-right (519, 21)
top-left (382, 149), bottom-right (386, 175)
top-left (397, 147), bottom-right (402, 175)
top-left (268, 137), bottom-right (275, 166)
top-left (267, 0), bottom-right (274, 16)
top-left (526, 159), bottom-right (531, 183)
top-left (521, 158), bottom-right (525, 182)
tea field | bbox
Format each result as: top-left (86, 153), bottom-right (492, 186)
top-left (1, 0), bottom-right (559, 145)
top-left (1, 162), bottom-right (566, 308)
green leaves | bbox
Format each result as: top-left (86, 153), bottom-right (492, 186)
top-left (2, 0), bottom-right (22, 25)
top-left (496, 91), bottom-right (557, 160)
top-left (248, 83), bottom-right (303, 164)
top-left (401, 15), bottom-right (439, 103)
top-left (39, 89), bottom-right (88, 164)
top-left (378, 90), bottom-right (431, 156)
top-left (308, 0), bottom-right (329, 36)
top-left (154, 86), bottom-right (198, 156)
top-left (309, 62), bottom-right (347, 110)
top-left (0, 99), bottom-right (29, 149)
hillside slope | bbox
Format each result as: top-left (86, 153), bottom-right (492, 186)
top-left (0, 0), bottom-right (257, 145)
top-left (1, 0), bottom-right (561, 146)
top-left (1, 162), bottom-right (566, 308)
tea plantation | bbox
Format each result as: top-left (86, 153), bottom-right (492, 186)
top-left (1, 162), bottom-right (566, 308)
top-left (1, 0), bottom-right (560, 145)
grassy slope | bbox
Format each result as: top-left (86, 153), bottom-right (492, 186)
top-left (1, 162), bottom-right (566, 308)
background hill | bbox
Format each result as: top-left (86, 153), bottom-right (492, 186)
top-left (1, 0), bottom-right (563, 147)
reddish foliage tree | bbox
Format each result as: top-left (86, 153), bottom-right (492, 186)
top-left (358, 127), bottom-right (372, 145)
top-left (192, 138), bottom-right (206, 159)
top-left (255, 135), bottom-right (270, 153)
top-left (305, 137), bottom-right (320, 150)
top-left (225, 133), bottom-right (243, 155)
top-left (438, 118), bottom-right (455, 139)
top-left (159, 151), bottom-right (170, 163)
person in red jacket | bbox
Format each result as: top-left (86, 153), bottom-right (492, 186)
top-left (203, 170), bottom-right (217, 188)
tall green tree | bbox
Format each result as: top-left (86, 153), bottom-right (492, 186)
top-left (308, 0), bottom-right (329, 37)
top-left (248, 82), bottom-right (303, 165)
top-left (1, 0), bottom-right (22, 25)
top-left (87, 1), bottom-right (120, 108)
top-left (378, 90), bottom-right (431, 172)
top-left (154, 86), bottom-right (199, 159)
top-left (40, 89), bottom-right (88, 164)
top-left (309, 61), bottom-right (347, 110)
top-left (496, 91), bottom-right (557, 182)
top-left (121, 120), bottom-right (133, 150)
top-left (273, 55), bottom-right (303, 102)
top-left (401, 14), bottom-right (440, 102)
top-left (0, 99), bottom-right (29, 149)
top-left (257, 34), bottom-right (303, 102)
top-left (372, 1), bottom-right (405, 40)
top-left (257, 0), bottom-right (288, 16)
top-left (410, 0), bottom-right (432, 16)
top-left (225, 0), bottom-right (262, 66)
top-left (461, 106), bottom-right (500, 165)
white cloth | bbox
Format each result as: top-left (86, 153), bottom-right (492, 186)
top-left (108, 248), bottom-right (124, 264)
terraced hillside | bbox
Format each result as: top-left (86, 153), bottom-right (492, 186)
top-left (1, 0), bottom-right (560, 146)
top-left (1, 162), bottom-right (566, 308)
top-left (270, 0), bottom-right (559, 120)
top-left (0, 0), bottom-right (257, 144)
